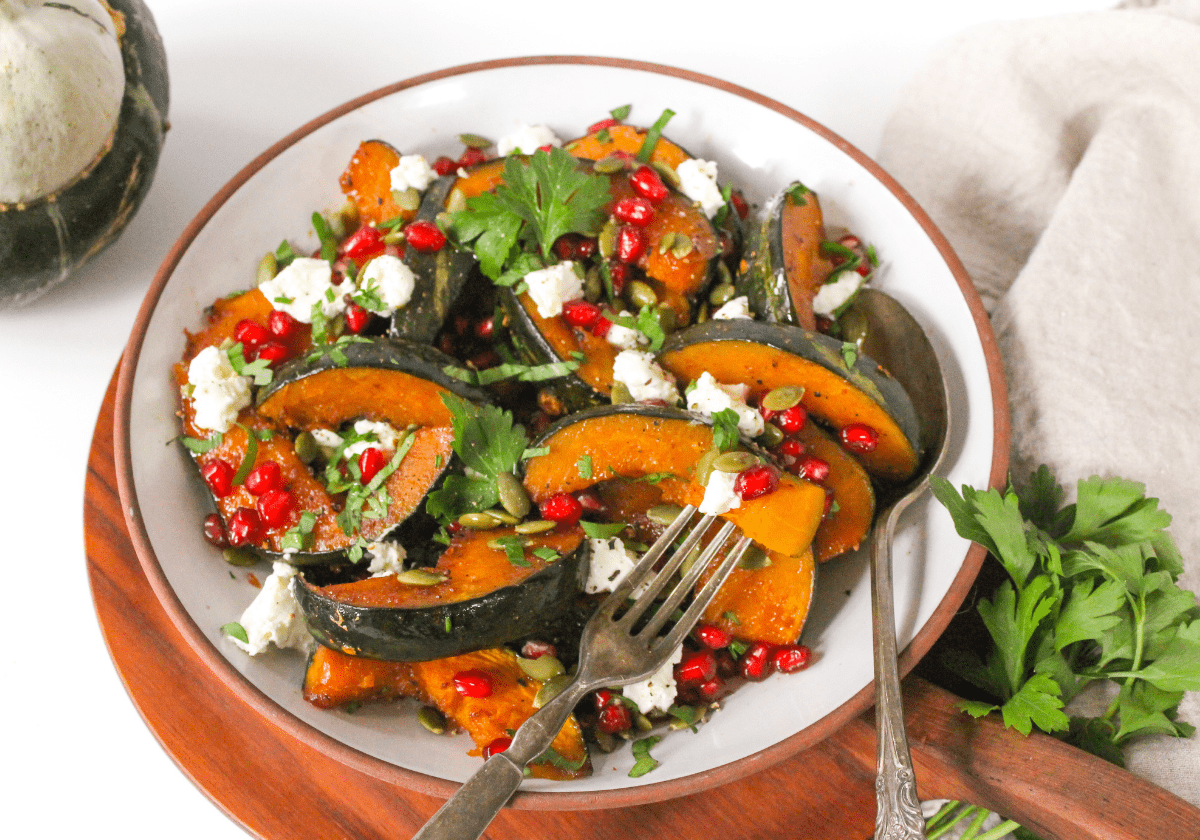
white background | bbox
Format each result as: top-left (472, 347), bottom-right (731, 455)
top-left (0, 1), bottom-right (1114, 837)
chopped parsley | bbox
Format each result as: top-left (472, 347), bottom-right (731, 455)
top-left (628, 735), bottom-right (663, 777)
top-left (636, 109), bottom-right (675, 163)
top-left (711, 409), bottom-right (741, 452)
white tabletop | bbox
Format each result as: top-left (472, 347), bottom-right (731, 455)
top-left (1, 1), bottom-right (1115, 837)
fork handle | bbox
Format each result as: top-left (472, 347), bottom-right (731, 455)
top-left (412, 678), bottom-right (591, 840)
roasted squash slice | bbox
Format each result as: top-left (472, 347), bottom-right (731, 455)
top-left (339, 139), bottom-right (410, 227)
top-left (564, 123), bottom-right (692, 170)
top-left (303, 645), bottom-right (423, 709)
top-left (699, 546), bottom-right (816, 645)
top-left (798, 422), bottom-right (876, 562)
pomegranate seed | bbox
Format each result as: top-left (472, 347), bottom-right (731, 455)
top-left (537, 144), bottom-right (554, 153)
top-left (256, 341), bottom-right (290, 366)
top-left (612, 197), bottom-right (655, 227)
top-left (856, 262), bottom-right (872, 277)
top-left (475, 317), bottom-right (496, 340)
top-left (695, 675), bottom-right (725, 701)
top-left (521, 640), bottom-right (557, 660)
top-left (234, 319), bottom-right (270, 353)
top-left (482, 736), bottom-right (512, 759)
top-left (405, 220), bottom-right (447, 253)
top-left (591, 316), bottom-right (613, 338)
top-left (358, 446), bottom-right (387, 484)
top-left (202, 513), bottom-right (228, 547)
top-left (200, 459), bottom-right (235, 497)
top-left (715, 649), bottom-right (739, 678)
top-left (244, 460), bottom-right (282, 495)
top-left (576, 490), bottom-right (603, 512)
top-left (593, 689), bottom-right (615, 711)
top-left (629, 165), bottom-right (669, 204)
top-left (452, 669), bottom-right (493, 698)
top-left (693, 624), bottom-right (733, 650)
top-left (607, 261), bottom-right (629, 295)
top-left (447, 521), bottom-right (464, 534)
top-left (341, 225), bottom-right (385, 260)
top-left (840, 423), bottom-right (879, 453)
top-left (823, 488), bottom-right (835, 517)
top-left (675, 649), bottom-right (718, 686)
top-left (775, 404), bottom-right (808, 435)
top-left (575, 238), bottom-right (597, 259)
top-left (597, 701), bottom-right (633, 734)
top-left (267, 310), bottom-right (300, 340)
top-left (794, 454), bottom-right (831, 483)
top-left (256, 488), bottom-right (297, 529)
top-left (554, 234), bottom-right (580, 260)
top-left (838, 234), bottom-right (862, 250)
top-left (734, 464), bottom-right (779, 501)
top-left (730, 190), bottom-right (750, 219)
top-left (778, 439), bottom-right (805, 459)
top-left (539, 493), bottom-right (583, 525)
top-left (227, 507), bottom-right (263, 547)
top-left (457, 147), bottom-right (487, 168)
top-left (432, 155), bottom-right (458, 176)
top-left (588, 117), bottom-right (619, 133)
top-left (344, 303), bottom-right (371, 334)
top-left (562, 299), bottom-right (602, 329)
top-left (614, 226), bottom-right (647, 263)
top-left (772, 644), bottom-right (812, 674)
top-left (740, 641), bottom-right (775, 681)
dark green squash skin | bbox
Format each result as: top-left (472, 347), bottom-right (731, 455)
top-left (296, 539), bottom-right (592, 661)
top-left (0, 0), bottom-right (169, 307)
top-left (734, 191), bottom-right (795, 325)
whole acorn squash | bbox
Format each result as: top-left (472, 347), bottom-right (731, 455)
top-left (0, 0), bottom-right (169, 307)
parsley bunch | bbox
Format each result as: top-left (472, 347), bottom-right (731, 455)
top-left (931, 467), bottom-right (1200, 763)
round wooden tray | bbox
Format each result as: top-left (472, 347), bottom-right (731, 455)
top-left (85, 371), bottom-right (1198, 840)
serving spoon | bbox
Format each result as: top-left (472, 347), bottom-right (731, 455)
top-left (854, 288), bottom-right (950, 840)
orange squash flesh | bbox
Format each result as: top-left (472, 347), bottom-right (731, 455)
top-left (658, 339), bottom-right (919, 482)
top-left (516, 291), bottom-right (618, 396)
top-left (564, 124), bottom-right (691, 170)
top-left (451, 157), bottom-right (507, 201)
top-left (257, 367), bottom-right (459, 430)
top-left (798, 422), bottom-right (875, 562)
top-left (303, 645), bottom-right (424, 709)
top-left (339, 139), bottom-right (411, 227)
top-left (180, 288), bottom-right (312, 365)
top-left (780, 191), bottom-right (835, 331)
top-left (522, 411), bottom-right (825, 557)
top-left (409, 648), bottom-right (590, 780)
top-left (699, 546), bottom-right (816, 645)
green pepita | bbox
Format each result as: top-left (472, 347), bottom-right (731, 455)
top-left (715, 260), bottom-right (733, 287)
top-left (598, 218), bottom-right (619, 259)
top-left (583, 267), bottom-right (603, 302)
top-left (533, 673), bottom-right (574, 709)
top-left (517, 654), bottom-right (565, 683)
top-left (627, 280), bottom-right (657, 309)
top-left (485, 508), bottom-right (521, 526)
top-left (670, 233), bottom-right (694, 259)
top-left (657, 230), bottom-right (677, 255)
top-left (713, 450), bottom-right (757, 473)
top-left (646, 503), bottom-right (685, 527)
top-left (594, 154), bottom-right (628, 174)
top-left (458, 132), bottom-right (492, 149)
top-left (610, 381), bottom-right (633, 405)
top-left (396, 568), bottom-right (448, 586)
top-left (515, 519), bottom-right (557, 535)
top-left (457, 512), bottom-right (502, 530)
top-left (738, 544), bottom-right (772, 570)
top-left (292, 430), bottom-right (320, 464)
top-left (656, 302), bottom-right (679, 333)
top-left (393, 187), bottom-right (421, 213)
top-left (692, 446), bottom-right (720, 487)
top-left (652, 160), bottom-right (681, 189)
top-left (445, 187), bottom-right (467, 214)
top-left (255, 251), bottom-right (277, 287)
top-left (496, 472), bottom-right (532, 519)
top-left (381, 228), bottom-right (405, 246)
top-left (708, 282), bottom-right (737, 307)
top-left (761, 385), bottom-right (805, 412)
top-left (487, 536), bottom-right (525, 551)
top-left (756, 423), bottom-right (785, 449)
top-left (417, 705), bottom-right (447, 735)
top-left (222, 547), bottom-right (258, 567)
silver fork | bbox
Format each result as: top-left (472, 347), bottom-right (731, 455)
top-left (413, 505), bottom-right (751, 840)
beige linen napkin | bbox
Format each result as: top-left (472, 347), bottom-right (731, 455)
top-left (877, 0), bottom-right (1200, 808)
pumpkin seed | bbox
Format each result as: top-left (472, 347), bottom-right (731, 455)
top-left (515, 519), bottom-right (557, 535)
top-left (756, 423), bottom-right (785, 449)
top-left (656, 303), bottom-right (678, 334)
top-left (761, 385), bottom-right (805, 412)
top-left (458, 132), bottom-right (491, 149)
top-left (325, 210), bottom-right (348, 241)
top-left (396, 568), bottom-right (448, 586)
top-left (484, 508), bottom-right (520, 526)
top-left (592, 730), bottom-right (620, 753)
top-left (678, 544), bottom-right (701, 577)
top-left (293, 430), bottom-right (320, 464)
top-left (739, 544), bottom-right (771, 570)
top-left (634, 711), bottom-right (654, 732)
top-left (696, 302), bottom-right (710, 324)
top-left (457, 512), bottom-right (502, 530)
top-left (708, 282), bottom-right (736, 307)
top-left (609, 381), bottom-right (633, 405)
top-left (646, 503), bottom-right (685, 527)
top-left (583, 267), bottom-right (603, 302)
top-left (382, 228), bottom-right (405, 246)
top-left (594, 154), bottom-right (628, 174)
top-left (670, 233), bottom-right (694, 259)
top-left (496, 471), bottom-right (531, 519)
top-left (657, 230), bottom-right (677, 255)
top-left (255, 252), bottom-right (277, 286)
top-left (446, 187), bottom-right (467, 214)
top-left (715, 260), bottom-right (733, 287)
top-left (517, 654), bottom-right (565, 683)
top-left (337, 199), bottom-right (359, 230)
top-left (713, 450), bottom-right (756, 473)
top-left (840, 305), bottom-right (870, 351)
top-left (627, 280), bottom-right (657, 309)
top-left (652, 160), bottom-right (681, 189)
top-left (533, 673), bottom-right (574, 709)
top-left (417, 706), bottom-right (447, 735)
top-left (692, 446), bottom-right (720, 487)
top-left (222, 547), bottom-right (257, 567)
top-left (393, 187), bottom-right (420, 213)
top-left (598, 218), bottom-right (619, 259)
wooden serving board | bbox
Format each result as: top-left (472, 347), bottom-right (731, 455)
top-left (85, 371), bottom-right (1200, 840)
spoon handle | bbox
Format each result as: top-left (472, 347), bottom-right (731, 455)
top-left (871, 496), bottom-right (928, 840)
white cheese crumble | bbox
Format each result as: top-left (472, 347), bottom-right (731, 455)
top-left (310, 428), bottom-right (344, 449)
top-left (524, 261), bottom-right (582, 318)
top-left (812, 269), bottom-right (865, 318)
top-left (186, 346), bottom-right (252, 433)
top-left (258, 257), bottom-right (346, 323)
top-left (686, 372), bottom-right (764, 438)
top-left (367, 541), bottom-right (408, 577)
top-left (675, 158), bottom-right (724, 218)
top-left (585, 537), bottom-right (639, 594)
top-left (343, 419), bottom-right (400, 459)
top-left (230, 562), bottom-right (312, 655)
top-left (623, 645), bottom-right (684, 714)
top-left (496, 123), bottom-right (562, 156)
top-left (605, 310), bottom-right (647, 350)
top-left (612, 349), bottom-right (679, 404)
top-left (711, 295), bottom-right (753, 320)
top-left (389, 154), bottom-right (436, 193)
top-left (699, 468), bottom-right (742, 516)
top-left (357, 254), bottom-right (415, 315)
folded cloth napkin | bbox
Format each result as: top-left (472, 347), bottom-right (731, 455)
top-left (877, 0), bottom-right (1200, 808)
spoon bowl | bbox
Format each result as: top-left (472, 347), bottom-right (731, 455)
top-left (853, 288), bottom-right (952, 839)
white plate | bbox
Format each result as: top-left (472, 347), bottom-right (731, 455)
top-left (115, 57), bottom-right (1006, 808)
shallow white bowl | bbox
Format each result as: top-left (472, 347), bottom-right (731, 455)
top-left (114, 57), bottom-right (1008, 809)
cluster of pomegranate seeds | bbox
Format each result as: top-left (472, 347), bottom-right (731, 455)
top-left (233, 317), bottom-right (294, 367)
top-left (432, 155), bottom-right (457, 177)
top-left (457, 146), bottom-right (487, 169)
top-left (733, 463), bottom-right (779, 502)
top-left (404, 219), bottom-right (447, 253)
top-left (554, 233), bottom-right (597, 261)
top-left (358, 446), bottom-right (387, 484)
top-left (245, 460), bottom-right (298, 529)
top-left (452, 669), bottom-right (494, 698)
top-left (539, 493), bottom-right (583, 526)
top-left (840, 422), bottom-right (879, 454)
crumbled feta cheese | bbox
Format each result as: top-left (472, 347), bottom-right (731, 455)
top-left (711, 295), bottom-right (753, 321)
top-left (585, 537), bottom-right (638, 594)
top-left (186, 345), bottom-right (251, 433)
top-left (389, 154), bottom-right (436, 193)
top-left (612, 349), bottom-right (679, 404)
top-left (343, 419), bottom-right (400, 459)
top-left (230, 562), bottom-right (312, 655)
top-left (367, 541), bottom-right (408, 577)
top-left (496, 123), bottom-right (562, 156)
top-left (357, 254), bottom-right (415, 316)
top-left (605, 310), bottom-right (647, 350)
top-left (812, 269), bottom-right (865, 318)
top-left (686, 372), bottom-right (764, 438)
top-left (258, 257), bottom-right (345, 323)
top-left (524, 261), bottom-right (582, 318)
top-left (310, 428), bottom-right (343, 449)
top-left (622, 645), bottom-right (684, 714)
top-left (676, 158), bottom-right (724, 218)
top-left (699, 468), bottom-right (742, 515)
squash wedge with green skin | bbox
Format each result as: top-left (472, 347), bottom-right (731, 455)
top-left (657, 320), bottom-right (921, 482)
top-left (699, 545), bottom-right (817, 645)
top-left (796, 422), bottom-right (875, 562)
top-left (522, 404), bottom-right (826, 558)
top-left (296, 525), bottom-right (590, 662)
top-left (338, 139), bottom-right (412, 228)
